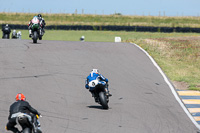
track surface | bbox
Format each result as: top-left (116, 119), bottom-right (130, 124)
top-left (0, 39), bottom-right (198, 133)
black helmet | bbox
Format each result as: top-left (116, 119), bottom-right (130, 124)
top-left (37, 14), bottom-right (42, 18)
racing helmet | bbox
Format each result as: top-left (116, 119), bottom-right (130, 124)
top-left (6, 24), bottom-right (8, 26)
top-left (16, 93), bottom-right (26, 101)
top-left (37, 14), bottom-right (42, 18)
top-left (92, 69), bottom-right (99, 74)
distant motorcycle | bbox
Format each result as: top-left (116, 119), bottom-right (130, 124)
top-left (89, 79), bottom-right (110, 109)
top-left (30, 17), bottom-right (43, 43)
top-left (2, 25), bottom-right (11, 39)
top-left (16, 113), bottom-right (42, 133)
top-left (12, 30), bottom-right (17, 39)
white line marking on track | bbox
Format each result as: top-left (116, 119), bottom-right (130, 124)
top-left (131, 43), bottom-right (200, 130)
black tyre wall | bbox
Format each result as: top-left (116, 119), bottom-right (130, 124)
top-left (1, 24), bottom-right (200, 33)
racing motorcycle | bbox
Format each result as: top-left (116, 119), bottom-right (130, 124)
top-left (2, 27), bottom-right (11, 39)
top-left (16, 113), bottom-right (42, 133)
top-left (89, 79), bottom-right (110, 109)
top-left (30, 17), bottom-right (43, 43)
top-left (12, 30), bottom-right (17, 39)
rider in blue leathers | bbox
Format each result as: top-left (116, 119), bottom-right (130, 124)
top-left (85, 69), bottom-right (112, 100)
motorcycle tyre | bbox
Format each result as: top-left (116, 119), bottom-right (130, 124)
top-left (39, 36), bottom-right (42, 40)
top-left (36, 128), bottom-right (42, 133)
top-left (33, 31), bottom-right (38, 43)
top-left (23, 128), bottom-right (31, 133)
top-left (99, 92), bottom-right (109, 109)
top-left (3, 34), bottom-right (9, 39)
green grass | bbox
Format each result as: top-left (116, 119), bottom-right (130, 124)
top-left (1, 12), bottom-right (200, 28)
top-left (1, 30), bottom-right (200, 90)
top-left (2, 29), bottom-right (198, 41)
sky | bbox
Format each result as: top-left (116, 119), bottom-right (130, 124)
top-left (0, 0), bottom-right (200, 16)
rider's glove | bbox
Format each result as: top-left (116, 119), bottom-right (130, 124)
top-left (37, 112), bottom-right (41, 116)
top-left (85, 84), bottom-right (89, 89)
top-left (105, 78), bottom-right (108, 83)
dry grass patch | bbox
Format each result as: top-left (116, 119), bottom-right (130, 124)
top-left (1, 12), bottom-right (200, 27)
top-left (139, 36), bottom-right (200, 90)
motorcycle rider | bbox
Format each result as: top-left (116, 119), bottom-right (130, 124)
top-left (37, 14), bottom-right (46, 34)
top-left (6, 93), bottom-right (41, 133)
top-left (2, 24), bottom-right (11, 39)
top-left (85, 69), bottom-right (112, 101)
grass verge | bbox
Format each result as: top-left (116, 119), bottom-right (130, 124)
top-left (132, 36), bottom-right (200, 91)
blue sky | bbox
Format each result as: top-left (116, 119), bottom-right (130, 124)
top-left (0, 0), bottom-right (199, 16)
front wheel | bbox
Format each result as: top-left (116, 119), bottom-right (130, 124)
top-left (39, 36), bottom-right (42, 40)
top-left (99, 92), bottom-right (109, 109)
top-left (33, 31), bottom-right (38, 43)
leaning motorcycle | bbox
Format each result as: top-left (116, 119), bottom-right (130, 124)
top-left (30, 17), bottom-right (43, 43)
top-left (89, 79), bottom-right (110, 109)
top-left (16, 113), bottom-right (42, 133)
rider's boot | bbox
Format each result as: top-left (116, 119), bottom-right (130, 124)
top-left (91, 92), bottom-right (98, 102)
top-left (35, 118), bottom-right (42, 133)
top-left (105, 88), bottom-right (112, 97)
top-left (92, 92), bottom-right (95, 97)
top-left (94, 97), bottom-right (98, 102)
top-left (39, 29), bottom-right (42, 36)
top-left (29, 30), bottom-right (32, 37)
top-left (37, 119), bottom-right (41, 127)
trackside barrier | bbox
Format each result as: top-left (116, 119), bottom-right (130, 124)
top-left (1, 24), bottom-right (200, 33)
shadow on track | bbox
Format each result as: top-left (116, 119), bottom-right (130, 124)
top-left (87, 105), bottom-right (109, 110)
top-left (29, 42), bottom-right (42, 44)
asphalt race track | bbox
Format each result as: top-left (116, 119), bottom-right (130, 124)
top-left (0, 39), bottom-right (199, 133)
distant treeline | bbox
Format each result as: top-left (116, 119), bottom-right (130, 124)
top-left (1, 24), bottom-right (200, 33)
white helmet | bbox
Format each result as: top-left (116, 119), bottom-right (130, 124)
top-left (91, 69), bottom-right (99, 74)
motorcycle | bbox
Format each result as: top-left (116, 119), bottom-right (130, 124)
top-left (12, 30), bottom-right (17, 39)
top-left (16, 113), bottom-right (42, 133)
top-left (2, 27), bottom-right (11, 39)
top-left (30, 17), bottom-right (43, 43)
top-left (89, 79), bottom-right (110, 109)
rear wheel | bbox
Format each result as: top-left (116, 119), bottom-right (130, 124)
top-left (23, 128), bottom-right (31, 133)
top-left (3, 34), bottom-right (9, 39)
top-left (99, 92), bottom-right (109, 109)
top-left (33, 31), bottom-right (38, 43)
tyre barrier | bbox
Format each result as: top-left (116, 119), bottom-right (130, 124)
top-left (1, 24), bottom-right (200, 33)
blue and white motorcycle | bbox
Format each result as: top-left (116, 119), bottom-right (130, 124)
top-left (89, 79), bottom-right (109, 109)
